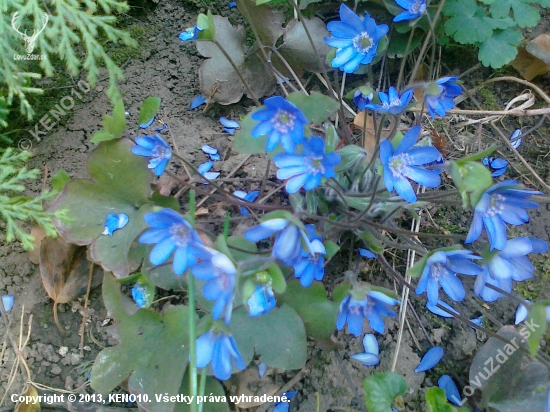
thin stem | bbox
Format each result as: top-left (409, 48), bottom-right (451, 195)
top-left (188, 270), bottom-right (198, 412)
top-left (397, 27), bottom-right (416, 88)
top-left (189, 190), bottom-right (196, 225)
top-left (198, 368), bottom-right (207, 412)
top-left (213, 39), bottom-right (261, 106)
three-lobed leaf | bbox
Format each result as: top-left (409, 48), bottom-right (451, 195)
top-left (91, 100), bottom-right (127, 144)
top-left (478, 29), bottom-right (523, 69)
top-left (363, 371), bottom-right (407, 412)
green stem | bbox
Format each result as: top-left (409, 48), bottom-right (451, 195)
top-left (188, 270), bottom-right (198, 412)
top-left (223, 211), bottom-right (230, 240)
top-left (189, 189), bottom-right (196, 225)
top-left (198, 368), bottom-right (207, 412)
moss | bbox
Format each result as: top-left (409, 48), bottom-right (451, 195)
top-left (516, 254), bottom-right (550, 301)
top-left (477, 84), bottom-right (501, 111)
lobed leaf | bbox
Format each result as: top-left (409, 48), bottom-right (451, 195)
top-left (363, 371), bottom-right (407, 412)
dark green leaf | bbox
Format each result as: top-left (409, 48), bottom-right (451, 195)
top-left (425, 387), bottom-right (464, 412)
top-left (176, 370), bottom-right (229, 412)
top-left (236, 0), bottom-right (284, 46)
top-left (478, 29), bottom-right (522, 69)
top-left (359, 230), bottom-right (384, 254)
top-left (363, 371), bottom-right (407, 412)
top-left (51, 170), bottom-right (71, 194)
top-left (287, 92), bottom-right (339, 124)
top-left (490, 0), bottom-right (542, 28)
top-left (449, 160), bottom-right (493, 208)
top-left (324, 240), bottom-right (340, 260)
top-left (526, 302), bottom-right (547, 355)
top-left (138, 97), bottom-right (161, 126)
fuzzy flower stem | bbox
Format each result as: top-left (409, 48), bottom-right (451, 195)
top-left (188, 270), bottom-right (198, 412)
top-left (212, 40), bottom-right (261, 106)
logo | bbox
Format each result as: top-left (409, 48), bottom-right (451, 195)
top-left (11, 11), bottom-right (48, 54)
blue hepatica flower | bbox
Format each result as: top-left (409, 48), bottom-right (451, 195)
top-left (139, 209), bottom-right (208, 275)
top-left (353, 88), bottom-right (373, 110)
top-left (251, 96), bottom-right (308, 154)
top-left (132, 134), bottom-right (172, 176)
top-left (474, 237), bottom-right (548, 302)
top-left (190, 94), bottom-right (207, 110)
top-left (337, 291), bottom-right (400, 336)
top-left (415, 346), bottom-right (444, 373)
top-left (416, 249), bottom-right (482, 305)
top-left (245, 218), bottom-right (309, 265)
top-left (292, 224), bottom-right (326, 287)
top-left (394, 0), bottom-right (427, 22)
top-left (233, 190), bottom-right (261, 216)
top-left (350, 333), bottom-right (380, 366)
top-left (324, 4), bottom-right (389, 73)
top-left (178, 26), bottom-right (203, 42)
top-left (438, 374), bottom-right (462, 406)
top-left (426, 300), bottom-right (460, 318)
top-left (380, 126), bottom-right (442, 203)
top-left (465, 180), bottom-right (541, 250)
top-left (191, 250), bottom-right (237, 323)
top-left (196, 328), bottom-right (246, 380)
top-left (425, 77), bottom-right (461, 118)
top-left (510, 129), bottom-right (522, 149)
top-left (198, 161), bottom-right (220, 184)
top-left (1, 294), bottom-right (14, 313)
top-left (482, 156), bottom-right (508, 177)
top-left (131, 284), bottom-right (148, 308)
top-left (364, 86), bottom-right (414, 115)
top-left (102, 213), bottom-right (129, 236)
top-left (273, 391), bottom-right (298, 412)
top-left (246, 281), bottom-right (276, 317)
top-left (274, 136), bottom-right (341, 194)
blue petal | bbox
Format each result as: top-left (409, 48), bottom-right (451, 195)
top-left (404, 166), bottom-right (441, 188)
top-left (140, 228), bottom-right (171, 244)
top-left (1, 294), bottom-right (14, 312)
top-left (212, 335), bottom-right (232, 380)
top-left (277, 165), bottom-right (309, 180)
top-left (258, 362), bottom-right (268, 378)
top-left (515, 302), bottom-right (529, 324)
top-left (131, 284), bottom-right (148, 308)
top-left (195, 331), bottom-right (215, 368)
top-left (172, 247), bottom-right (189, 275)
top-left (198, 161), bottom-right (214, 174)
top-left (362, 333), bottom-right (379, 356)
top-left (350, 352), bottom-right (380, 366)
top-left (438, 374), bottom-right (462, 406)
top-left (393, 176), bottom-right (417, 203)
top-left (395, 126), bottom-right (421, 155)
top-left (439, 272), bottom-right (465, 302)
top-left (244, 190), bottom-right (261, 202)
top-left (285, 173), bottom-right (310, 193)
top-left (415, 346), bottom-right (444, 372)
top-left (407, 147), bottom-right (442, 165)
top-left (140, 116), bottom-right (155, 129)
top-left (426, 300), bottom-right (459, 318)
top-left (190, 94), bottom-right (207, 110)
top-left (244, 225), bottom-right (277, 242)
top-left (202, 144), bottom-right (218, 155)
top-left (150, 237), bottom-right (177, 265)
top-left (359, 248), bottom-right (376, 258)
top-left (219, 117), bottom-right (240, 129)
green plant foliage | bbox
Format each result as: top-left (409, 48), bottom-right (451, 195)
top-left (137, 97), bottom-right (162, 126)
top-left (425, 387), bottom-right (469, 412)
top-left (90, 100), bottom-right (127, 144)
top-left (478, 29), bottom-right (523, 69)
top-left (92, 274), bottom-right (192, 412)
top-left (0, 147), bottom-right (62, 249)
top-left (450, 160), bottom-right (493, 208)
top-left (1, 0), bottom-right (136, 118)
top-left (525, 302), bottom-right (548, 355)
top-left (50, 138), bottom-right (157, 277)
top-left (50, 169), bottom-right (70, 194)
top-left (176, 371), bottom-right (229, 412)
top-left (469, 325), bottom-right (549, 411)
top-left (489, 0), bottom-right (550, 28)
top-left (230, 305), bottom-right (307, 370)
top-left (287, 92), bottom-right (339, 124)
top-left (363, 371), bottom-right (407, 412)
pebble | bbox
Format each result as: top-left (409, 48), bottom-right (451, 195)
top-left (51, 365), bottom-right (62, 375)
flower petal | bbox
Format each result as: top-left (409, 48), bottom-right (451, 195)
top-left (415, 346), bottom-right (444, 372)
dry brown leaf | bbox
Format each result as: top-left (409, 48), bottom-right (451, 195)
top-left (28, 226), bottom-right (47, 265)
top-left (511, 34), bottom-right (550, 81)
top-left (233, 368), bottom-right (280, 408)
top-left (353, 111), bottom-right (389, 162)
top-left (154, 174), bottom-right (180, 196)
top-left (15, 386), bottom-right (40, 412)
top-left (39, 236), bottom-right (102, 332)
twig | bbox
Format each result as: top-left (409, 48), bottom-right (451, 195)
top-left (79, 263), bottom-right (95, 357)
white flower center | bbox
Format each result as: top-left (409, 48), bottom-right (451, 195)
top-left (389, 153), bottom-right (413, 177)
top-left (153, 146), bottom-right (167, 158)
top-left (170, 223), bottom-right (191, 247)
top-left (409, 0), bottom-right (424, 14)
top-left (273, 109), bottom-right (296, 133)
top-left (430, 263), bottom-right (445, 280)
top-left (309, 156), bottom-right (325, 174)
top-left (353, 32), bottom-right (374, 53)
top-left (486, 194), bottom-right (505, 217)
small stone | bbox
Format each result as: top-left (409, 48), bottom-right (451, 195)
top-left (70, 353), bottom-right (81, 366)
top-left (58, 346), bottom-right (69, 357)
top-left (83, 346), bottom-right (91, 352)
top-left (51, 365), bottom-right (62, 375)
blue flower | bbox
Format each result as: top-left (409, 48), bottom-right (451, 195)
top-left (1, 294), bottom-right (14, 313)
top-left (482, 156), bottom-right (508, 177)
top-left (394, 0), bottom-right (427, 22)
top-left (233, 190), bottom-right (261, 216)
top-left (131, 284), bottom-right (149, 308)
top-left (190, 94), bottom-right (207, 110)
top-left (139, 209), bottom-right (208, 275)
top-left (415, 346), bottom-right (444, 373)
top-left (415, 249), bottom-right (482, 305)
top-left (273, 391), bottom-right (298, 412)
top-left (465, 180), bottom-right (541, 250)
top-left (102, 213), bottom-right (129, 236)
top-left (380, 126), bottom-right (442, 202)
top-left (291, 225), bottom-right (326, 287)
top-left (364, 86), bottom-right (414, 115)
top-left (425, 77), bottom-right (461, 118)
top-left (132, 134), bottom-right (172, 176)
top-left (324, 4), bottom-right (389, 73)
top-left (251, 96), bottom-right (308, 154)
top-left (196, 328), bottom-right (246, 380)
top-left (425, 300), bottom-right (459, 318)
top-left (438, 375), bottom-right (462, 406)
top-left (244, 218), bottom-right (309, 265)
top-left (350, 333), bottom-right (380, 366)
top-left (353, 88), bottom-right (373, 110)
top-left (179, 26), bottom-right (203, 42)
top-left (274, 136), bottom-right (341, 194)
top-left (359, 248), bottom-right (376, 258)
top-left (474, 237), bottom-right (548, 302)
top-left (191, 250), bottom-right (237, 323)
top-left (247, 282), bottom-right (276, 317)
top-left (337, 291), bottom-right (399, 336)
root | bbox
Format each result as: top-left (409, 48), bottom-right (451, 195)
top-left (53, 301), bottom-right (69, 336)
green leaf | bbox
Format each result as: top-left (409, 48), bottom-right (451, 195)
top-left (526, 302), bottom-right (547, 355)
top-left (449, 160), bottom-right (493, 208)
top-left (279, 280), bottom-right (340, 341)
top-left (287, 92), bottom-right (339, 123)
top-left (236, 0), bottom-right (284, 46)
top-left (443, 0), bottom-right (494, 44)
top-left (324, 240), bottom-right (340, 260)
top-left (197, 10), bottom-right (216, 41)
top-left (363, 371), bottom-right (407, 412)
top-left (387, 29), bottom-right (423, 58)
top-left (490, 0), bottom-right (542, 28)
top-left (51, 170), bottom-right (71, 194)
top-left (231, 305), bottom-right (307, 369)
top-left (478, 29), bottom-right (523, 69)
top-left (92, 274), bottom-right (190, 412)
top-left (138, 97), bottom-right (161, 126)
top-left (233, 108), bottom-right (267, 154)
top-left (50, 139), bottom-right (155, 277)
top-left (90, 100), bottom-right (127, 144)
top-left (299, 0), bottom-right (322, 9)
top-left (359, 230), bottom-right (384, 254)
top-left (325, 123), bottom-right (339, 153)
top-left (425, 387), bottom-right (464, 412)
top-left (267, 262), bottom-right (286, 294)
top-left (176, 371), bottom-right (229, 412)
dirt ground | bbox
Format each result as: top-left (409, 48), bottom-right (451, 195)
top-left (1, 2), bottom-right (550, 412)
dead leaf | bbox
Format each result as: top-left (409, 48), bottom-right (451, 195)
top-left (28, 226), bottom-right (47, 265)
top-left (511, 34), bottom-right (550, 81)
top-left (15, 386), bottom-right (40, 412)
top-left (232, 368), bottom-right (280, 408)
top-left (353, 111), bottom-right (389, 161)
top-left (39, 236), bottom-right (103, 333)
top-left (431, 129), bottom-right (450, 156)
top-left (154, 174), bottom-right (180, 196)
